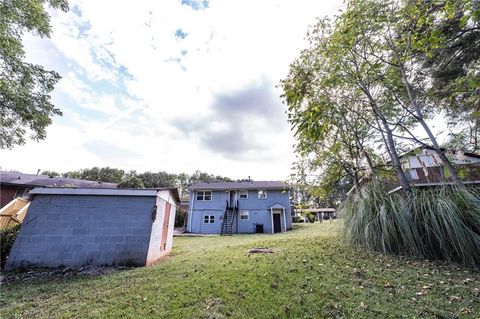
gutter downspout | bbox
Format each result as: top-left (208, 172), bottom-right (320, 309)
top-left (189, 189), bottom-right (195, 233)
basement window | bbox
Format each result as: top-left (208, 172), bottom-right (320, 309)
top-left (203, 215), bottom-right (215, 224)
top-left (240, 210), bottom-right (249, 220)
top-left (197, 190), bottom-right (212, 201)
top-left (258, 189), bottom-right (267, 199)
top-left (239, 190), bottom-right (248, 199)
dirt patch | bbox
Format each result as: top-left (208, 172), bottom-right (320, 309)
top-left (1, 265), bottom-right (133, 283)
top-left (248, 247), bottom-right (274, 254)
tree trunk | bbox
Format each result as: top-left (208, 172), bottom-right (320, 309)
top-left (399, 66), bottom-right (465, 188)
top-left (380, 117), bottom-right (413, 193)
top-left (360, 84), bottom-right (412, 193)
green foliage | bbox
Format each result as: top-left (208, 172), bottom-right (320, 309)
top-left (1, 223), bottom-right (479, 318)
top-left (117, 172), bottom-right (144, 189)
top-left (40, 170), bottom-right (60, 177)
top-left (342, 182), bottom-right (480, 268)
top-left (1, 224), bottom-right (21, 269)
top-left (61, 167), bottom-right (232, 193)
top-left (0, 0), bottom-right (69, 149)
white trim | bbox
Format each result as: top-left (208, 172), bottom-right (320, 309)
top-left (282, 208), bottom-right (286, 232)
top-left (271, 209), bottom-right (283, 234)
top-left (239, 190), bottom-right (248, 199)
top-left (258, 189), bottom-right (267, 199)
top-left (196, 190), bottom-right (212, 201)
top-left (203, 214), bottom-right (215, 224)
top-left (270, 208), bottom-right (274, 234)
top-left (239, 210), bottom-right (249, 220)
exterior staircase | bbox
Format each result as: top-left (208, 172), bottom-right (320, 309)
top-left (221, 200), bottom-right (238, 236)
top-left (0, 198), bottom-right (30, 229)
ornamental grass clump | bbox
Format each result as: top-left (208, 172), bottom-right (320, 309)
top-left (341, 182), bottom-right (480, 268)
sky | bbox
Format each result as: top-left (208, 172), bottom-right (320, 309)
top-left (0, 0), bottom-right (343, 180)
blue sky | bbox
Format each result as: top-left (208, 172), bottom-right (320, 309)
top-left (0, 0), bottom-right (343, 179)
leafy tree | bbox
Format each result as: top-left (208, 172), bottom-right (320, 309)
top-left (1, 0), bottom-right (69, 149)
top-left (283, 0), bottom-right (479, 194)
top-left (66, 167), bottom-right (125, 183)
top-left (40, 170), bottom-right (60, 177)
top-left (117, 171), bottom-right (144, 189)
top-left (137, 171), bottom-right (177, 188)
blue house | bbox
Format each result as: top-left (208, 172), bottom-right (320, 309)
top-left (187, 181), bottom-right (291, 235)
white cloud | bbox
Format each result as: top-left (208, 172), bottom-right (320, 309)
top-left (2, 0), bottom-right (343, 179)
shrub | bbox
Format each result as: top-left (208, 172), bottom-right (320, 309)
top-left (1, 224), bottom-right (21, 269)
top-left (341, 182), bottom-right (480, 268)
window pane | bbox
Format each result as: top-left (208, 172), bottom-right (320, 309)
top-left (209, 216), bottom-right (215, 223)
top-left (240, 210), bottom-right (249, 220)
top-left (258, 190), bottom-right (267, 199)
top-left (205, 193), bottom-right (212, 200)
top-left (203, 215), bottom-right (209, 223)
top-left (239, 190), bottom-right (248, 199)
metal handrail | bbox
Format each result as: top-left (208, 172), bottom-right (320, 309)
top-left (220, 200), bottom-right (228, 235)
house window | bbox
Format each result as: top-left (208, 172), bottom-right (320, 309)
top-left (203, 215), bottom-right (215, 224)
top-left (258, 189), bottom-right (267, 199)
top-left (239, 190), bottom-right (248, 199)
top-left (197, 190), bottom-right (212, 201)
top-left (408, 169), bottom-right (419, 180)
top-left (240, 210), bottom-right (249, 220)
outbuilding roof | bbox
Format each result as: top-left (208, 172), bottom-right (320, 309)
top-left (0, 171), bottom-right (117, 188)
top-left (29, 187), bottom-right (181, 204)
top-left (189, 181), bottom-right (289, 190)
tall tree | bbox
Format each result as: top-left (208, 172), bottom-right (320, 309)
top-left (1, 0), bottom-right (68, 149)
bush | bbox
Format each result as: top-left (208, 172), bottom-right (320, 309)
top-left (341, 182), bottom-right (480, 268)
top-left (175, 209), bottom-right (187, 227)
top-left (1, 224), bottom-right (21, 269)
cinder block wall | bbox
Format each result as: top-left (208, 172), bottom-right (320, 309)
top-left (6, 194), bottom-right (156, 269)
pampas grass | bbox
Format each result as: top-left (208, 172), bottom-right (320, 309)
top-left (341, 182), bottom-right (480, 268)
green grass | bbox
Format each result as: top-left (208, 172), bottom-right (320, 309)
top-left (1, 222), bottom-right (479, 318)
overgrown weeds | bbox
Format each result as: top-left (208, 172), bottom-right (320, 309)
top-left (342, 182), bottom-right (480, 268)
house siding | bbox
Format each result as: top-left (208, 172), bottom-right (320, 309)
top-left (187, 189), bottom-right (291, 234)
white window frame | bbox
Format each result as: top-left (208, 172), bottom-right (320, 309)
top-left (239, 190), bottom-right (248, 199)
top-left (258, 189), bottom-right (267, 199)
top-left (197, 190), bottom-right (212, 201)
top-left (203, 215), bottom-right (215, 224)
top-left (240, 210), bottom-right (249, 220)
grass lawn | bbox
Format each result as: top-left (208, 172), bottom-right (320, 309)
top-left (1, 221), bottom-right (479, 318)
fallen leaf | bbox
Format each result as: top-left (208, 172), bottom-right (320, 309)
top-left (416, 289), bottom-right (428, 296)
top-left (460, 307), bottom-right (471, 314)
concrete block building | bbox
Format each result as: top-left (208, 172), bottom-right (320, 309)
top-left (5, 188), bottom-right (179, 269)
top-left (187, 181), bottom-right (291, 235)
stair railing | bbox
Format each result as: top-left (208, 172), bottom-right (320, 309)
top-left (220, 200), bottom-right (228, 235)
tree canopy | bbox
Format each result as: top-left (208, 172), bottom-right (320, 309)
top-left (1, 0), bottom-right (68, 149)
top-left (281, 0), bottom-right (480, 200)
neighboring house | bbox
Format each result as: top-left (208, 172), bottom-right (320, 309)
top-left (5, 188), bottom-right (179, 269)
top-left (398, 147), bottom-right (480, 186)
top-left (294, 208), bottom-right (336, 221)
top-left (0, 171), bottom-right (117, 208)
top-left (187, 181), bottom-right (292, 235)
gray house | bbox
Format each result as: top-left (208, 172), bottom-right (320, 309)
top-left (187, 181), bottom-right (291, 235)
top-left (5, 188), bottom-right (179, 269)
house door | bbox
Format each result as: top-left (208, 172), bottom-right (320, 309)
top-left (229, 191), bottom-right (237, 207)
top-left (160, 202), bottom-right (171, 251)
top-left (273, 213), bottom-right (281, 233)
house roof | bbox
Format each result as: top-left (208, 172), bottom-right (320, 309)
top-left (189, 181), bottom-right (290, 190)
top-left (29, 187), bottom-right (181, 204)
top-left (0, 171), bottom-right (118, 189)
top-left (397, 146), bottom-right (480, 160)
